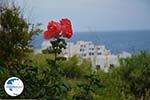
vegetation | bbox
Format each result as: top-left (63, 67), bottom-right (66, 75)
top-left (1, 51), bottom-right (150, 99)
top-left (118, 51), bottom-right (150, 100)
top-left (0, 1), bottom-right (41, 66)
top-left (0, 1), bottom-right (150, 100)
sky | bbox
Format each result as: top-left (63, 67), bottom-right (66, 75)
top-left (16, 0), bottom-right (150, 32)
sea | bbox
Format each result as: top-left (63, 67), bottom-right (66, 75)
top-left (32, 30), bottom-right (150, 54)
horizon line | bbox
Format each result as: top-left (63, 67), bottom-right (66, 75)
top-left (74, 29), bottom-right (150, 33)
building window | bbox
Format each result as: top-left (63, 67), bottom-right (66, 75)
top-left (97, 48), bottom-right (100, 50)
top-left (89, 53), bottom-right (91, 56)
top-left (80, 49), bottom-right (84, 52)
top-left (92, 48), bottom-right (94, 50)
top-left (89, 52), bottom-right (94, 56)
top-left (97, 52), bottom-right (102, 55)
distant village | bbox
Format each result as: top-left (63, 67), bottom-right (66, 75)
top-left (35, 40), bottom-right (131, 72)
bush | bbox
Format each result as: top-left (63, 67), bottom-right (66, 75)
top-left (118, 51), bottom-right (150, 100)
top-left (59, 56), bottom-right (91, 79)
top-left (73, 72), bottom-right (103, 100)
top-left (0, 60), bottom-right (40, 99)
top-left (0, 2), bottom-right (41, 66)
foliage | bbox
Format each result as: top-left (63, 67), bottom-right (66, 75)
top-left (96, 68), bottom-right (135, 100)
top-left (40, 35), bottom-right (70, 99)
top-left (0, 1), bottom-right (150, 100)
top-left (0, 3), bottom-right (41, 66)
top-left (86, 51), bottom-right (150, 100)
top-left (59, 56), bottom-right (91, 79)
top-left (0, 60), bottom-right (40, 99)
top-left (118, 51), bottom-right (150, 100)
top-left (73, 72), bottom-right (103, 100)
top-left (1, 51), bottom-right (150, 99)
top-left (39, 17), bottom-right (73, 99)
top-left (28, 53), bottom-right (54, 67)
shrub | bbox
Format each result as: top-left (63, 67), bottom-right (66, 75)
top-left (73, 72), bottom-right (103, 100)
top-left (0, 2), bottom-right (41, 66)
top-left (59, 56), bottom-right (91, 79)
top-left (118, 51), bottom-right (150, 100)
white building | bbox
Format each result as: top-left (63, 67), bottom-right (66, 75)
top-left (61, 41), bottom-right (129, 71)
top-left (62, 41), bottom-right (110, 58)
top-left (37, 40), bottom-right (131, 71)
top-left (95, 54), bottom-right (119, 71)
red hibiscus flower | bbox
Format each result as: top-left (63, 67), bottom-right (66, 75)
top-left (44, 31), bottom-right (51, 39)
top-left (60, 18), bottom-right (73, 38)
top-left (44, 21), bottom-right (61, 39)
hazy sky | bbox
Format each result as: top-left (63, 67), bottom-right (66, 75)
top-left (17, 0), bottom-right (150, 32)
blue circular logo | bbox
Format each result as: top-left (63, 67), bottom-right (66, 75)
top-left (4, 77), bottom-right (24, 96)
